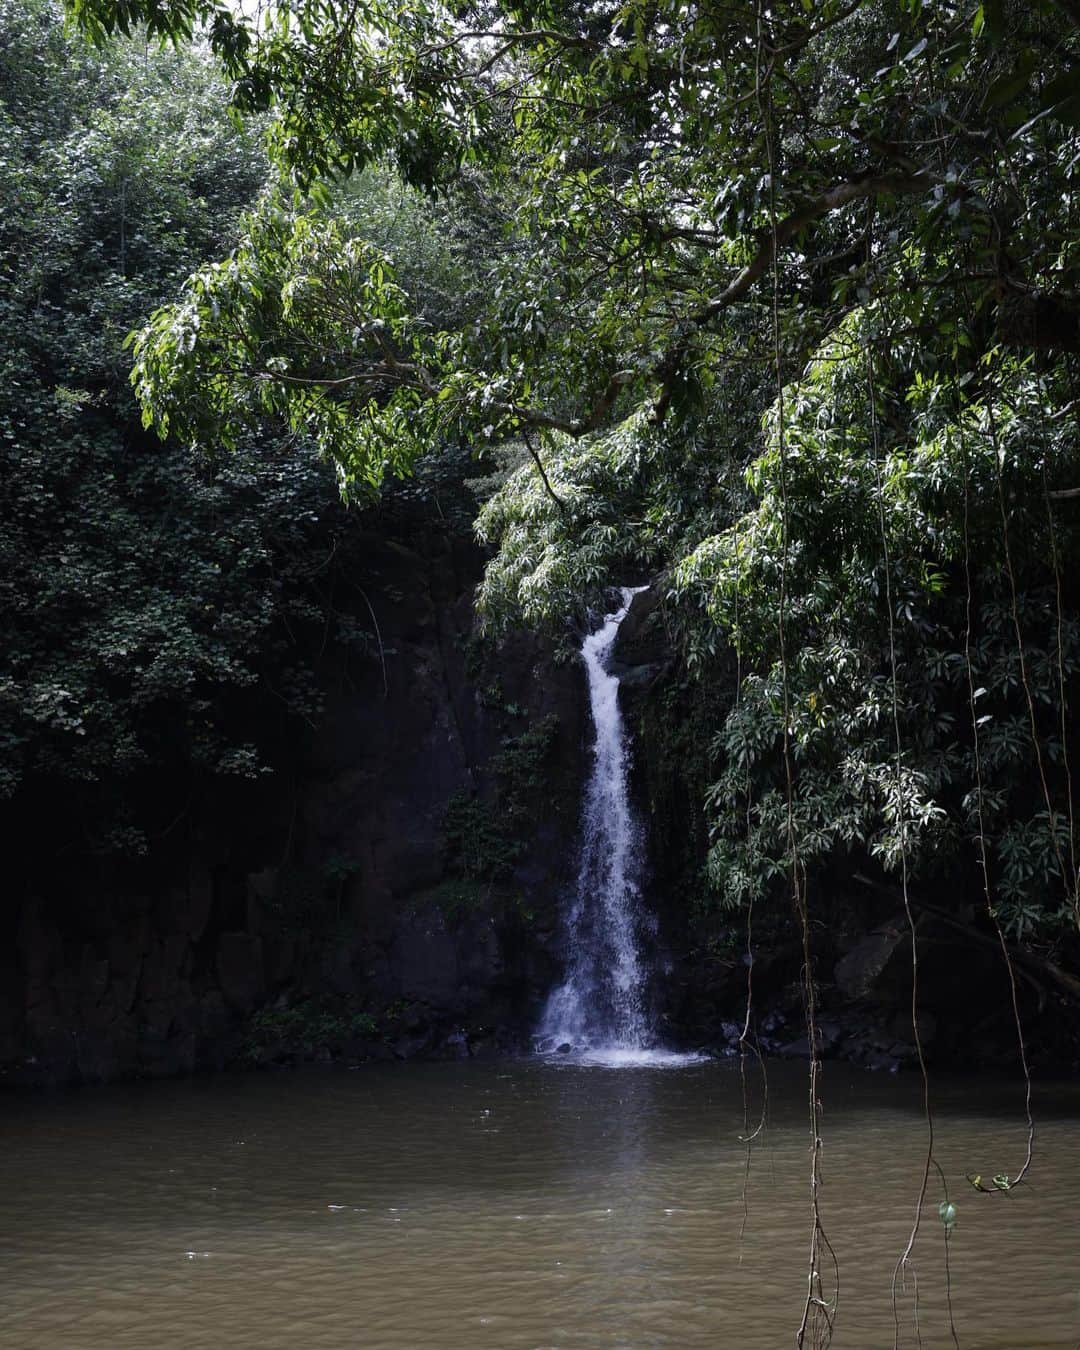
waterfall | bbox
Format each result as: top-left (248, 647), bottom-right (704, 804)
top-left (538, 588), bottom-right (696, 1067)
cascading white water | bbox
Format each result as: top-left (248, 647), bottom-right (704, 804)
top-left (538, 589), bottom-right (700, 1068)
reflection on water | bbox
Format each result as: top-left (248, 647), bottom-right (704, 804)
top-left (2, 1058), bottom-right (1079, 1349)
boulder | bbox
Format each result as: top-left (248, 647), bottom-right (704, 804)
top-left (391, 1028), bottom-right (433, 1059)
top-left (720, 1020), bottom-right (743, 1047)
top-left (440, 1028), bottom-right (470, 1060)
top-left (613, 582), bottom-right (668, 666)
top-left (777, 1023), bottom-right (839, 1058)
top-left (834, 916), bottom-right (910, 1000)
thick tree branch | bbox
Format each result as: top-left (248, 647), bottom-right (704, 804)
top-left (650, 170), bottom-right (937, 421)
top-left (522, 429), bottom-right (568, 514)
top-left (696, 172), bottom-right (937, 327)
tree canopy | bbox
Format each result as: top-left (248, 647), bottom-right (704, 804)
top-left (65, 0), bottom-right (1080, 487)
top-left (0, 0), bottom-right (477, 852)
top-left (58, 0), bottom-right (1080, 941)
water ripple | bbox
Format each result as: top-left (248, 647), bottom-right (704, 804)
top-left (1, 1059), bottom-right (1078, 1348)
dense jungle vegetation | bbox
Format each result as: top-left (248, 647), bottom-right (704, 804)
top-left (29, 0), bottom-right (1079, 949)
top-left (1, 0), bottom-right (482, 860)
top-left (6, 1), bottom-right (1080, 1341)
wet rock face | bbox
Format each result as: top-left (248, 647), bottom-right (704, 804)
top-left (1, 533), bottom-right (583, 1086)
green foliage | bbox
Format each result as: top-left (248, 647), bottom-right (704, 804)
top-left (58, 0), bottom-right (1080, 949)
top-left (258, 858), bottom-right (363, 937)
top-left (243, 999), bottom-right (378, 1062)
top-left (0, 3), bottom-right (265, 811)
top-left (677, 316), bottom-right (1080, 935)
top-left (423, 877), bottom-right (536, 922)
top-left (66, 0), bottom-right (1080, 499)
top-left (475, 417), bottom-right (660, 630)
top-left (443, 714), bottom-right (560, 881)
top-left (443, 793), bottom-right (521, 882)
top-left (475, 401), bottom-right (756, 633)
top-left (0, 2), bottom-right (430, 850)
top-left (130, 206), bottom-right (424, 484)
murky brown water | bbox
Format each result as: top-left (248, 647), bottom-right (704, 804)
top-left (2, 1058), bottom-right (1078, 1349)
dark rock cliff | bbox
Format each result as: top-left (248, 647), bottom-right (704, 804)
top-left (8, 567), bottom-right (1071, 1087)
top-left (1, 533), bottom-right (586, 1086)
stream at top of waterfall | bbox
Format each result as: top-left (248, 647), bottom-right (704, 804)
top-left (2, 1057), bottom-right (1079, 1350)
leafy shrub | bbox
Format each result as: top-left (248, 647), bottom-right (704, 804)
top-left (242, 1000), bottom-right (378, 1062)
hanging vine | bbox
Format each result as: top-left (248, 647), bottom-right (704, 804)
top-left (734, 520), bottom-right (771, 1253)
top-left (755, 12), bottom-right (836, 1343)
top-left (958, 390), bottom-right (1035, 1202)
top-left (864, 321), bottom-right (940, 1350)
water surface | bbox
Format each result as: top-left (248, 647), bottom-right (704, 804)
top-left (2, 1058), bottom-right (1078, 1348)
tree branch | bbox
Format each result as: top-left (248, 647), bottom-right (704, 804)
top-left (648, 171), bottom-right (938, 421)
top-left (252, 173), bottom-right (939, 442)
top-left (697, 172), bottom-right (937, 327)
top-left (523, 429), bottom-right (568, 514)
